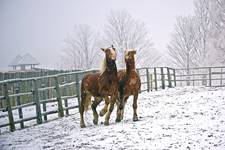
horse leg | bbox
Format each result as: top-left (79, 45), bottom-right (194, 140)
top-left (104, 96), bottom-right (116, 126)
top-left (99, 96), bottom-right (109, 117)
top-left (116, 96), bottom-right (128, 122)
top-left (79, 94), bottom-right (86, 128)
top-left (121, 96), bottom-right (128, 120)
top-left (79, 91), bottom-right (92, 128)
top-left (91, 97), bottom-right (102, 125)
top-left (115, 100), bottom-right (122, 122)
top-left (79, 104), bottom-right (85, 128)
top-left (133, 93), bottom-right (139, 121)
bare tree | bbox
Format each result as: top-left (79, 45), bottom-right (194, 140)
top-left (168, 16), bottom-right (199, 85)
top-left (103, 10), bottom-right (160, 68)
top-left (193, 0), bottom-right (212, 66)
top-left (168, 16), bottom-right (198, 69)
top-left (169, 0), bottom-right (225, 70)
top-left (60, 24), bottom-right (99, 70)
top-left (208, 0), bottom-right (225, 64)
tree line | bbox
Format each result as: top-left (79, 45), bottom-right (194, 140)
top-left (168, 0), bottom-right (225, 70)
top-left (60, 0), bottom-right (225, 71)
top-left (59, 10), bottom-right (160, 70)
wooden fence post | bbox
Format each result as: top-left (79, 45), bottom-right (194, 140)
top-left (54, 76), bottom-right (64, 117)
top-left (16, 87), bottom-right (24, 129)
top-left (167, 68), bottom-right (172, 88)
top-left (75, 73), bottom-right (81, 106)
top-left (33, 79), bottom-right (42, 124)
top-left (173, 69), bottom-right (176, 87)
top-left (209, 67), bottom-right (212, 87)
top-left (136, 69), bottom-right (142, 93)
top-left (154, 68), bottom-right (158, 91)
top-left (4, 83), bottom-right (15, 132)
top-left (150, 74), bottom-right (153, 91)
top-left (161, 67), bottom-right (165, 89)
top-left (47, 76), bottom-right (51, 100)
top-left (62, 78), bottom-right (69, 116)
top-left (146, 68), bottom-right (150, 92)
top-left (0, 83), bottom-right (3, 108)
top-left (220, 68), bottom-right (223, 86)
top-left (41, 84), bottom-right (47, 121)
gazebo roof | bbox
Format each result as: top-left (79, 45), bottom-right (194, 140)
top-left (9, 53), bottom-right (40, 67)
top-left (9, 55), bottom-right (23, 67)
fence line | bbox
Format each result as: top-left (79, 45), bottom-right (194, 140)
top-left (0, 69), bottom-right (82, 81)
top-left (0, 69), bottom-right (96, 132)
top-left (175, 66), bottom-right (225, 87)
top-left (0, 66), bottom-right (224, 132)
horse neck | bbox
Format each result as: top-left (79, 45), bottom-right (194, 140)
top-left (106, 60), bottom-right (117, 75)
top-left (126, 58), bottom-right (136, 74)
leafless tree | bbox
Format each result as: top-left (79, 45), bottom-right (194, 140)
top-left (168, 0), bottom-right (223, 68)
top-left (168, 16), bottom-right (199, 85)
top-left (103, 10), bottom-right (160, 68)
top-left (193, 0), bottom-right (212, 66)
top-left (60, 24), bottom-right (99, 70)
top-left (168, 16), bottom-right (198, 69)
top-left (208, 0), bottom-right (225, 64)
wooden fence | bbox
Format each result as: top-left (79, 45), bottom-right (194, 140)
top-left (175, 66), bottom-right (225, 87)
top-left (0, 69), bottom-right (80, 81)
top-left (0, 69), bottom-right (97, 132)
top-left (137, 67), bottom-right (176, 92)
top-left (3, 66), bottom-right (223, 132)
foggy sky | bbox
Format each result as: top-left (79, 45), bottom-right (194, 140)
top-left (0, 0), bottom-right (194, 71)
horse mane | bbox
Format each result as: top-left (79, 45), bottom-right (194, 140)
top-left (100, 58), bottom-right (106, 74)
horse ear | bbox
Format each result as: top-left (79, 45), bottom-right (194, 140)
top-left (131, 49), bottom-right (136, 55)
top-left (101, 48), bottom-right (105, 52)
top-left (111, 45), bottom-right (116, 51)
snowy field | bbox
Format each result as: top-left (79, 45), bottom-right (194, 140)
top-left (0, 86), bottom-right (225, 150)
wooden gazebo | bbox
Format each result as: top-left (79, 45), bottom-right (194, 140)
top-left (9, 53), bottom-right (40, 71)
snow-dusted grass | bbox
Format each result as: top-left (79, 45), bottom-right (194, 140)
top-left (0, 98), bottom-right (79, 133)
top-left (0, 86), bottom-right (225, 150)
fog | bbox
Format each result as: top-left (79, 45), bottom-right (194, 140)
top-left (0, 0), bottom-right (194, 71)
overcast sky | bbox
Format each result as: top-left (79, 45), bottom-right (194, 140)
top-left (0, 0), bottom-right (194, 71)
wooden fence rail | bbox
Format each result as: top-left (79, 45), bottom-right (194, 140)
top-left (175, 66), bottom-right (225, 87)
top-left (1, 66), bottom-right (224, 132)
top-left (0, 69), bottom-right (96, 132)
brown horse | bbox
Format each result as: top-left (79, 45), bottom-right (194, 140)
top-left (116, 49), bottom-right (141, 122)
top-left (79, 46), bottom-right (118, 128)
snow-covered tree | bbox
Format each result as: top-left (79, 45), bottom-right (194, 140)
top-left (60, 24), bottom-right (99, 70)
top-left (208, 0), bottom-right (225, 64)
top-left (193, 0), bottom-right (212, 66)
top-left (104, 10), bottom-right (160, 68)
top-left (168, 0), bottom-right (225, 69)
top-left (168, 16), bottom-right (198, 69)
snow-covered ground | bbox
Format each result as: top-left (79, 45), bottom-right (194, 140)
top-left (0, 86), bottom-right (225, 150)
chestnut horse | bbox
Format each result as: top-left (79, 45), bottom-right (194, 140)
top-left (79, 46), bottom-right (118, 128)
top-left (116, 49), bottom-right (141, 122)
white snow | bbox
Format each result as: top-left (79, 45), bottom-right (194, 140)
top-left (0, 86), bottom-right (225, 150)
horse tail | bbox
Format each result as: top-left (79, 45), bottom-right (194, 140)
top-left (80, 78), bottom-right (91, 112)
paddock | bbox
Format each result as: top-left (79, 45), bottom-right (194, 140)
top-left (0, 86), bottom-right (225, 150)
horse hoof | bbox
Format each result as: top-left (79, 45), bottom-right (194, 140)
top-left (133, 116), bottom-right (138, 122)
top-left (104, 121), bottom-right (109, 126)
top-left (93, 119), bottom-right (98, 125)
top-left (115, 118), bottom-right (121, 122)
top-left (99, 110), bottom-right (106, 117)
top-left (80, 124), bottom-right (86, 128)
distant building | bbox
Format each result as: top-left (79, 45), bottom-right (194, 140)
top-left (9, 53), bottom-right (40, 71)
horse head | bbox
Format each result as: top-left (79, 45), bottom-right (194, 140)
top-left (101, 46), bottom-right (117, 72)
top-left (101, 45), bottom-right (117, 61)
top-left (124, 49), bottom-right (136, 63)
